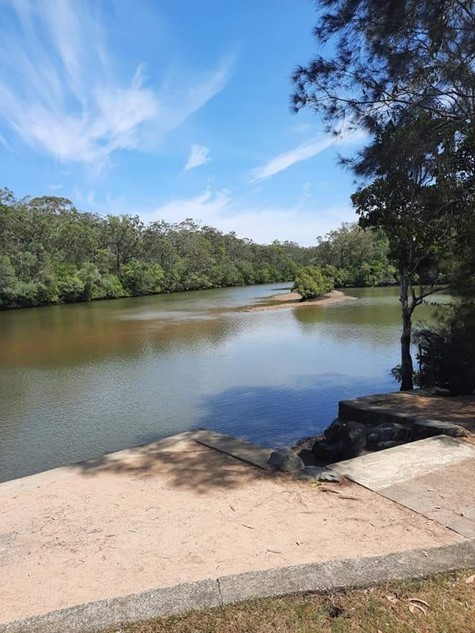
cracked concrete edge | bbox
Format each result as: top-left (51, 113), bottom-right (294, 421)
top-left (1, 540), bottom-right (474, 633)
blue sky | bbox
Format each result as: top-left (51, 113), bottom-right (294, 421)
top-left (0, 0), bottom-right (363, 246)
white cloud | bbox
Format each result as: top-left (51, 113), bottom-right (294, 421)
top-left (185, 144), bottom-right (211, 170)
top-left (142, 187), bottom-right (354, 246)
top-left (0, 1), bottom-right (232, 165)
top-left (251, 138), bottom-right (334, 182)
top-left (251, 129), bottom-right (365, 182)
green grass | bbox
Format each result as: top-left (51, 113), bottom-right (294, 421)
top-left (103, 569), bottom-right (475, 633)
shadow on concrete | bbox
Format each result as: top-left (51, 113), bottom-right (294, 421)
top-left (76, 435), bottom-right (271, 493)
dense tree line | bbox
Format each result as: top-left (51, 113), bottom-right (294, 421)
top-left (313, 223), bottom-right (396, 288)
top-left (0, 189), bottom-right (396, 310)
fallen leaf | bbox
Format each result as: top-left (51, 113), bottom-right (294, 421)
top-left (465, 574), bottom-right (475, 584)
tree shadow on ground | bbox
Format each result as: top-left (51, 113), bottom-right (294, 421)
top-left (76, 433), bottom-right (273, 493)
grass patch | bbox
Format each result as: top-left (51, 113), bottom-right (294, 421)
top-left (103, 569), bottom-right (475, 633)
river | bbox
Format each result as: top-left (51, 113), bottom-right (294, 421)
top-left (0, 284), bottom-right (438, 482)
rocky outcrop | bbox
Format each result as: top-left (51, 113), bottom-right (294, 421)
top-left (296, 412), bottom-right (467, 466)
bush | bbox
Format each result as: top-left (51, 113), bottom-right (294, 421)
top-left (292, 266), bottom-right (334, 300)
top-left (414, 301), bottom-right (475, 395)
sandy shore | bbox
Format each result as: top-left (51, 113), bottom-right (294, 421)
top-left (246, 288), bottom-right (356, 312)
top-left (0, 432), bottom-right (461, 623)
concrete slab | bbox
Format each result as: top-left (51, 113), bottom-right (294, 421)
top-left (191, 429), bottom-right (273, 470)
top-left (381, 459), bottom-right (475, 538)
top-left (329, 436), bottom-right (475, 538)
top-left (1, 541), bottom-right (474, 633)
top-left (0, 578), bottom-right (221, 633)
top-left (339, 391), bottom-right (474, 436)
top-left (218, 540), bottom-right (475, 605)
top-left (329, 436), bottom-right (475, 491)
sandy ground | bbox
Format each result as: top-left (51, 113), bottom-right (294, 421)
top-left (246, 289), bottom-right (357, 312)
top-left (0, 433), bottom-right (463, 624)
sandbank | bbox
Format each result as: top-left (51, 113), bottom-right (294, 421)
top-left (246, 288), bottom-right (356, 312)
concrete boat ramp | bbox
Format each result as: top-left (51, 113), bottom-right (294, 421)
top-left (330, 435), bottom-right (475, 538)
top-left (0, 429), bottom-right (474, 632)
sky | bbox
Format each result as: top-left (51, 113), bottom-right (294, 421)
top-left (0, 0), bottom-right (364, 246)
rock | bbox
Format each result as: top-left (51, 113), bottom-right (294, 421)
top-left (311, 438), bottom-right (342, 462)
top-left (268, 448), bottom-right (304, 472)
top-left (324, 419), bottom-right (367, 455)
top-left (324, 418), bottom-right (345, 443)
top-left (296, 466), bottom-right (342, 483)
top-left (320, 419), bottom-right (367, 460)
top-left (367, 422), bottom-right (412, 446)
top-left (374, 440), bottom-right (407, 451)
top-left (298, 448), bottom-right (318, 466)
top-left (341, 420), bottom-right (367, 454)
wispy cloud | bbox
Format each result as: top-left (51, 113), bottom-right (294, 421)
top-left (251, 129), bottom-right (364, 182)
top-left (140, 187), bottom-right (353, 246)
top-left (185, 144), bottom-right (211, 170)
top-left (0, 1), bottom-right (232, 165)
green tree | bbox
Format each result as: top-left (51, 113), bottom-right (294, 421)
top-left (291, 0), bottom-right (475, 130)
top-left (103, 215), bottom-right (144, 272)
top-left (292, 266), bottom-right (334, 300)
top-left (351, 115), bottom-right (471, 390)
top-left (0, 256), bottom-right (17, 307)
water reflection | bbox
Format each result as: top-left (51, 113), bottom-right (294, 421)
top-left (195, 373), bottom-right (397, 448)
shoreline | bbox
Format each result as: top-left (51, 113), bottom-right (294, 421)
top-left (245, 288), bottom-right (357, 312)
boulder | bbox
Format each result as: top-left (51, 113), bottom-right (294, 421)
top-left (296, 466), bottom-right (342, 483)
top-left (311, 438), bottom-right (342, 462)
top-left (341, 420), bottom-right (367, 454)
top-left (324, 418), bottom-right (345, 443)
top-left (268, 448), bottom-right (304, 473)
top-left (374, 440), bottom-right (407, 451)
top-left (298, 448), bottom-right (318, 466)
top-left (320, 419), bottom-right (367, 460)
top-left (325, 418), bottom-right (367, 450)
top-left (367, 422), bottom-right (412, 446)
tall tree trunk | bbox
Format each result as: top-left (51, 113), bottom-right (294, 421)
top-left (399, 269), bottom-right (414, 391)
top-left (400, 307), bottom-right (414, 390)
